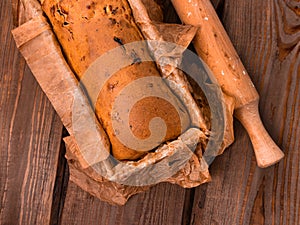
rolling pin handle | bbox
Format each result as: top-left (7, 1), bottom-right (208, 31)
top-left (234, 100), bottom-right (284, 168)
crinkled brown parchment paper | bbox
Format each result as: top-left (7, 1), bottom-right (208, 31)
top-left (11, 0), bottom-right (234, 205)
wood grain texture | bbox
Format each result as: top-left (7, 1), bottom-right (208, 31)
top-left (0, 1), bottom-right (63, 224)
top-left (191, 0), bottom-right (299, 224)
top-left (61, 182), bottom-right (188, 225)
top-left (50, 136), bottom-right (69, 225)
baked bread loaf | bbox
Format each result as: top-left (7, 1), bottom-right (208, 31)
top-left (41, 0), bottom-right (191, 160)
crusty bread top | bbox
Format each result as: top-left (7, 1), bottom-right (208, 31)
top-left (42, 0), bottom-right (145, 76)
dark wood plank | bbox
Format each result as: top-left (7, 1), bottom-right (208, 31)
top-left (191, 0), bottom-right (299, 224)
top-left (50, 135), bottom-right (69, 225)
top-left (61, 181), bottom-right (188, 225)
top-left (0, 1), bottom-right (64, 224)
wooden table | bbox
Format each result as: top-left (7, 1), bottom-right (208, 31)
top-left (1, 0), bottom-right (299, 224)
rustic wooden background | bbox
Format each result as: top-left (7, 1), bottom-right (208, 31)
top-left (1, 0), bottom-right (299, 224)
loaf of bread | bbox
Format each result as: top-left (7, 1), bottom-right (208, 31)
top-left (41, 0), bottom-right (191, 160)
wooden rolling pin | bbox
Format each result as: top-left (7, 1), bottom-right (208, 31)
top-left (171, 0), bottom-right (284, 168)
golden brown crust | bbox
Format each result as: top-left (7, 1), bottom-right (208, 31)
top-left (41, 0), bottom-right (190, 160)
top-left (41, 0), bottom-right (144, 75)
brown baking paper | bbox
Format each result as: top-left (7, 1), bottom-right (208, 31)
top-left (12, 0), bottom-right (234, 205)
top-left (128, 0), bottom-right (235, 155)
